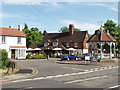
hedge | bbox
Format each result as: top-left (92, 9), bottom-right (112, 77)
top-left (26, 54), bottom-right (47, 59)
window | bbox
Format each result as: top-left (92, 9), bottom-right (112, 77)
top-left (19, 49), bottom-right (25, 57)
top-left (66, 42), bottom-right (70, 47)
top-left (18, 37), bottom-right (21, 44)
top-left (44, 43), bottom-right (48, 47)
top-left (53, 42), bottom-right (58, 47)
top-left (2, 36), bottom-right (6, 43)
top-left (74, 42), bottom-right (78, 47)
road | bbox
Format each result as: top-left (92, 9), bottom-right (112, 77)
top-left (2, 58), bottom-right (119, 89)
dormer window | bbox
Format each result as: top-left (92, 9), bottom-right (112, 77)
top-left (53, 42), bottom-right (58, 47)
top-left (18, 37), bottom-right (21, 44)
top-left (44, 43), bottom-right (48, 47)
top-left (2, 36), bottom-right (6, 43)
top-left (74, 42), bottom-right (78, 47)
top-left (66, 42), bottom-right (70, 47)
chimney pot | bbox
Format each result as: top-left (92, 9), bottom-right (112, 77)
top-left (18, 24), bottom-right (22, 31)
top-left (107, 30), bottom-right (109, 34)
top-left (9, 26), bottom-right (13, 28)
top-left (69, 24), bottom-right (74, 35)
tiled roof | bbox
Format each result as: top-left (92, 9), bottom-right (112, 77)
top-left (0, 27), bottom-right (26, 37)
top-left (88, 29), bottom-right (116, 42)
top-left (28, 31), bottom-right (88, 49)
top-left (29, 41), bottom-right (67, 50)
top-left (10, 46), bottom-right (26, 48)
top-left (42, 31), bottom-right (88, 43)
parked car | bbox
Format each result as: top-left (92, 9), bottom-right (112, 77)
top-left (80, 53), bottom-right (99, 61)
top-left (61, 55), bottom-right (78, 60)
top-left (80, 53), bottom-right (90, 60)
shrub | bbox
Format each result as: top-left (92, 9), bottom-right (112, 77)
top-left (26, 55), bottom-right (33, 59)
top-left (26, 54), bottom-right (47, 59)
top-left (7, 60), bottom-right (16, 71)
top-left (0, 49), bottom-right (9, 69)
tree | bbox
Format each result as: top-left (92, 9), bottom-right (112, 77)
top-left (22, 24), bottom-right (31, 47)
top-left (111, 25), bottom-right (120, 52)
top-left (103, 20), bottom-right (117, 37)
top-left (43, 30), bottom-right (47, 35)
top-left (103, 20), bottom-right (120, 54)
top-left (30, 27), bottom-right (43, 44)
top-left (24, 23), bottom-right (28, 29)
top-left (22, 24), bottom-right (44, 47)
top-left (59, 26), bottom-right (80, 33)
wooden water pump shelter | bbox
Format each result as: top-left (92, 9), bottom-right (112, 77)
top-left (88, 26), bottom-right (117, 59)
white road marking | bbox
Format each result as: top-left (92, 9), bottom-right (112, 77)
top-left (94, 68), bottom-right (99, 70)
top-left (65, 75), bottom-right (107, 84)
top-left (12, 66), bottom-right (119, 83)
top-left (99, 68), bottom-right (104, 71)
top-left (63, 67), bottom-right (86, 71)
top-left (116, 66), bottom-right (119, 68)
top-left (85, 70), bottom-right (89, 72)
top-left (90, 69), bottom-right (94, 71)
top-left (112, 66), bottom-right (117, 68)
top-left (94, 69), bottom-right (98, 71)
top-left (104, 85), bottom-right (120, 90)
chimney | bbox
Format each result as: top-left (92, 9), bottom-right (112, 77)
top-left (9, 26), bottom-right (13, 28)
top-left (69, 24), bottom-right (74, 35)
top-left (106, 30), bottom-right (109, 34)
top-left (18, 24), bottom-right (22, 31)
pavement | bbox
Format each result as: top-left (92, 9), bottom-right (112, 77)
top-left (1, 67), bottom-right (37, 84)
top-left (54, 58), bottom-right (119, 66)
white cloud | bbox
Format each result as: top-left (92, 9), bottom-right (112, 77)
top-left (2, 0), bottom-right (41, 5)
top-left (0, 13), bottom-right (22, 18)
top-left (2, 0), bottom-right (119, 5)
top-left (68, 2), bottom-right (118, 12)
top-left (62, 20), bottom-right (100, 34)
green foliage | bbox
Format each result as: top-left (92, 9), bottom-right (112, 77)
top-left (59, 26), bottom-right (80, 33)
top-left (0, 49), bottom-right (9, 69)
top-left (103, 20), bottom-right (120, 52)
top-left (26, 54), bottom-right (47, 59)
top-left (26, 55), bottom-right (33, 59)
top-left (103, 20), bottom-right (117, 37)
top-left (43, 30), bottom-right (47, 35)
top-left (22, 24), bottom-right (44, 47)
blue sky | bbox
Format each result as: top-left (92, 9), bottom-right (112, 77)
top-left (1, 0), bottom-right (118, 34)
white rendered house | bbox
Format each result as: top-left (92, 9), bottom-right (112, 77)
top-left (0, 25), bottom-right (26, 59)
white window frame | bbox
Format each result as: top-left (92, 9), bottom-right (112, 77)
top-left (18, 37), bottom-right (21, 44)
top-left (19, 49), bottom-right (25, 57)
top-left (2, 36), bottom-right (6, 43)
top-left (66, 42), bottom-right (70, 47)
top-left (44, 43), bottom-right (48, 47)
top-left (53, 42), bottom-right (58, 47)
top-left (74, 42), bottom-right (78, 47)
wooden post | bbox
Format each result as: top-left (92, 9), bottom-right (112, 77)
top-left (113, 43), bottom-right (116, 58)
top-left (110, 42), bottom-right (112, 59)
top-left (100, 43), bottom-right (103, 59)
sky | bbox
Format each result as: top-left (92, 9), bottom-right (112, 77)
top-left (0, 0), bottom-right (119, 34)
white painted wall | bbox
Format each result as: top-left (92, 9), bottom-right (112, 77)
top-left (76, 49), bottom-right (82, 54)
top-left (83, 49), bottom-right (88, 53)
top-left (0, 36), bottom-right (26, 59)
